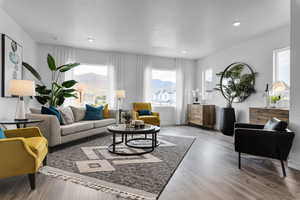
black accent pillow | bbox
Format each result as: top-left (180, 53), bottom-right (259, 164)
top-left (264, 118), bottom-right (288, 131)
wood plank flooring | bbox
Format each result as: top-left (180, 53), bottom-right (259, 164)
top-left (1, 126), bottom-right (300, 200)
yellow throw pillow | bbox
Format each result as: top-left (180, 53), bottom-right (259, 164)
top-left (103, 104), bottom-right (110, 118)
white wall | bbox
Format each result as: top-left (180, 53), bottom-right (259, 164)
top-left (0, 7), bottom-right (37, 120)
top-left (289, 0), bottom-right (300, 170)
top-left (196, 26), bottom-right (290, 129)
top-left (37, 44), bottom-right (196, 125)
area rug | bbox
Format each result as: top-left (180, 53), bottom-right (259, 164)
top-left (40, 133), bottom-right (195, 200)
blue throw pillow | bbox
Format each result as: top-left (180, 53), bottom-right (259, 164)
top-left (84, 104), bottom-right (103, 120)
top-left (0, 128), bottom-right (6, 139)
top-left (138, 110), bottom-right (152, 116)
top-left (41, 106), bottom-right (62, 123)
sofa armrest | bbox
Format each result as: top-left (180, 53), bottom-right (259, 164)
top-left (152, 112), bottom-right (160, 117)
top-left (26, 113), bottom-right (61, 147)
top-left (5, 127), bottom-right (43, 138)
top-left (0, 138), bottom-right (38, 178)
top-left (234, 123), bottom-right (264, 129)
top-left (234, 128), bottom-right (295, 160)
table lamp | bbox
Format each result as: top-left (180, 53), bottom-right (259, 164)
top-left (8, 80), bottom-right (36, 121)
top-left (272, 81), bottom-right (289, 94)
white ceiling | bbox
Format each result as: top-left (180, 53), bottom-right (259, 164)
top-left (1, 0), bottom-right (290, 59)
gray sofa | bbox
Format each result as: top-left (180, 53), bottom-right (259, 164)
top-left (26, 107), bottom-right (116, 147)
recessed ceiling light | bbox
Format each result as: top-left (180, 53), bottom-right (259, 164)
top-left (181, 50), bottom-right (187, 54)
top-left (87, 37), bottom-right (95, 42)
top-left (233, 21), bottom-right (241, 27)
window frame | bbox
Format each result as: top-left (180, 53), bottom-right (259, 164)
top-left (273, 46), bottom-right (290, 85)
top-left (72, 63), bottom-right (109, 105)
top-left (150, 69), bottom-right (177, 107)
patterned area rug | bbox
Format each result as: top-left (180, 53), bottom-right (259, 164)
top-left (40, 133), bottom-right (195, 200)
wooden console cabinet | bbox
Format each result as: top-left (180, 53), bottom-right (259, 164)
top-left (187, 104), bottom-right (216, 129)
top-left (249, 107), bottom-right (289, 125)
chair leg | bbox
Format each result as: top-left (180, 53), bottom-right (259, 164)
top-left (43, 155), bottom-right (47, 166)
top-left (280, 160), bottom-right (286, 177)
top-left (28, 173), bottom-right (36, 190)
top-left (238, 152), bottom-right (241, 169)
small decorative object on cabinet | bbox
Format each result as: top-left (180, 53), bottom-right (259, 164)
top-left (187, 104), bottom-right (215, 129)
top-left (249, 107), bottom-right (289, 125)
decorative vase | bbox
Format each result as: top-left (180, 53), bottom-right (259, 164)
top-left (220, 107), bottom-right (236, 136)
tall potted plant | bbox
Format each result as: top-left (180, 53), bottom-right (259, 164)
top-left (215, 63), bottom-right (257, 136)
top-left (22, 54), bottom-right (80, 107)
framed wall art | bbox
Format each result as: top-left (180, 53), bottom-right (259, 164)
top-left (1, 34), bottom-right (23, 97)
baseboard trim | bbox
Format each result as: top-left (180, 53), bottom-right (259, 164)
top-left (288, 154), bottom-right (300, 171)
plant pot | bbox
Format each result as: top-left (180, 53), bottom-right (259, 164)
top-left (220, 107), bottom-right (236, 136)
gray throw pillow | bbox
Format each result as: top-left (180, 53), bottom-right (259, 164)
top-left (59, 107), bottom-right (75, 125)
top-left (70, 106), bottom-right (86, 122)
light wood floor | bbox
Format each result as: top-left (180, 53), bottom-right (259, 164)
top-left (1, 126), bottom-right (300, 200)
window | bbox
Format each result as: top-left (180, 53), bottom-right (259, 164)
top-left (273, 47), bottom-right (290, 86)
top-left (151, 69), bottom-right (176, 106)
top-left (202, 68), bottom-right (213, 100)
top-left (73, 64), bottom-right (108, 105)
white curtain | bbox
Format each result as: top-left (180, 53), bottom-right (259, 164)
top-left (175, 58), bottom-right (194, 124)
top-left (106, 53), bottom-right (126, 109)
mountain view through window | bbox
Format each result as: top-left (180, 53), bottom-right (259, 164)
top-left (73, 64), bottom-right (108, 105)
top-left (151, 69), bottom-right (176, 106)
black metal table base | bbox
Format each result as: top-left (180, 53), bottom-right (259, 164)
top-left (107, 132), bottom-right (159, 156)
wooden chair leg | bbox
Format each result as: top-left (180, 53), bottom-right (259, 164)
top-left (280, 160), bottom-right (286, 177)
top-left (238, 152), bottom-right (241, 169)
top-left (43, 155), bottom-right (47, 166)
top-left (28, 173), bottom-right (36, 190)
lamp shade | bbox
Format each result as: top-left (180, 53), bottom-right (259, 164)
top-left (116, 90), bottom-right (126, 99)
top-left (8, 80), bottom-right (36, 96)
top-left (272, 81), bottom-right (289, 93)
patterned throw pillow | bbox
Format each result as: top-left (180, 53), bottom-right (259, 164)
top-left (84, 104), bottom-right (103, 120)
top-left (59, 107), bottom-right (75, 125)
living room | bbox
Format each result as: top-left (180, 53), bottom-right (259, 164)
top-left (0, 0), bottom-right (300, 200)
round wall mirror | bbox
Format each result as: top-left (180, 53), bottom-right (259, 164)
top-left (218, 62), bottom-right (257, 104)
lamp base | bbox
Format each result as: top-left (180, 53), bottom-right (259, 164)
top-left (15, 98), bottom-right (26, 121)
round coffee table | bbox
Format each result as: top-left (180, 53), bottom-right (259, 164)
top-left (107, 124), bottom-right (160, 156)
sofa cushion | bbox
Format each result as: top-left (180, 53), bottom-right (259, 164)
top-left (59, 107), bottom-right (75, 125)
top-left (94, 118), bottom-right (116, 128)
top-left (84, 104), bottom-right (103, 120)
top-left (264, 118), bottom-right (288, 131)
top-left (61, 121), bottom-right (94, 136)
top-left (25, 137), bottom-right (48, 158)
top-left (70, 106), bottom-right (86, 122)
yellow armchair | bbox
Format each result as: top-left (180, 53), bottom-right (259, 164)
top-left (0, 127), bottom-right (48, 190)
top-left (132, 102), bottom-right (160, 126)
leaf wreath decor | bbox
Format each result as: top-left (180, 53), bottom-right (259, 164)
top-left (215, 62), bottom-right (258, 108)
top-left (23, 54), bottom-right (80, 107)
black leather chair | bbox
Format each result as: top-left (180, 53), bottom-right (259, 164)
top-left (234, 118), bottom-right (295, 177)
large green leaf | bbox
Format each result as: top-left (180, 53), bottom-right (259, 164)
top-left (36, 84), bottom-right (51, 95)
top-left (62, 80), bottom-right (77, 88)
top-left (47, 54), bottom-right (56, 71)
top-left (63, 89), bottom-right (76, 93)
top-left (56, 96), bottom-right (65, 106)
top-left (35, 96), bottom-right (50, 105)
top-left (63, 93), bottom-right (77, 98)
top-left (22, 62), bottom-right (42, 81)
top-left (58, 63), bottom-right (80, 72)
